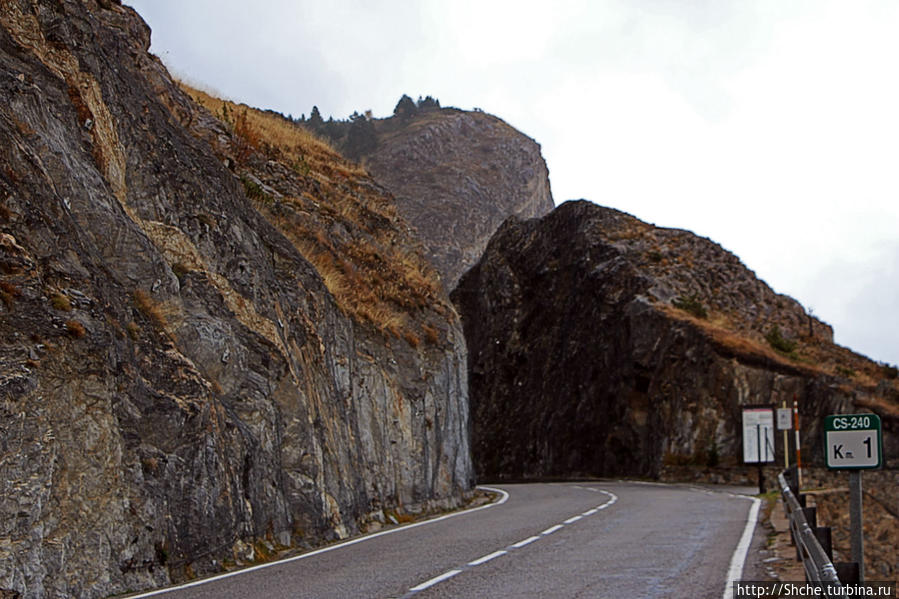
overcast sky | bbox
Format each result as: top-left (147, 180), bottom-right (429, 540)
top-left (127, 0), bottom-right (899, 367)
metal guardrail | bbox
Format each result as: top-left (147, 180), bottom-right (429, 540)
top-left (778, 471), bottom-right (845, 592)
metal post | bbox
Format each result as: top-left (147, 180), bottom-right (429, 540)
top-left (815, 526), bottom-right (833, 561)
top-left (756, 424), bottom-right (765, 493)
top-left (793, 397), bottom-right (802, 490)
top-left (782, 400), bottom-right (789, 469)
top-left (849, 470), bottom-right (864, 582)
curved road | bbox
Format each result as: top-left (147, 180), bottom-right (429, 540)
top-left (128, 481), bottom-right (763, 599)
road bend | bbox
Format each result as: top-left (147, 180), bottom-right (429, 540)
top-left (127, 481), bottom-right (762, 599)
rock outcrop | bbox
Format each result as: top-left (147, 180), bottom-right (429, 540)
top-left (312, 102), bottom-right (555, 289)
top-left (0, 2), bottom-right (471, 597)
top-left (452, 201), bottom-right (898, 481)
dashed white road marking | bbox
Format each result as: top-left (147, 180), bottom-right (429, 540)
top-left (512, 535), bottom-right (541, 548)
top-left (467, 550), bottom-right (508, 566)
top-left (512, 535), bottom-right (540, 549)
top-left (409, 569), bottom-right (463, 591)
top-left (541, 524), bottom-right (564, 535)
top-left (405, 486), bottom-right (619, 595)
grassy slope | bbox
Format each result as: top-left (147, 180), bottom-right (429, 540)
top-left (180, 84), bottom-right (450, 345)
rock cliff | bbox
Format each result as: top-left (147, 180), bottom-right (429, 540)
top-left (452, 200), bottom-right (898, 480)
top-left (0, 1), bottom-right (471, 597)
top-left (310, 101), bottom-right (555, 289)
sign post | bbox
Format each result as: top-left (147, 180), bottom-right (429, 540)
top-left (776, 403), bottom-right (792, 470)
top-left (793, 397), bottom-right (802, 490)
top-left (742, 406), bottom-right (775, 493)
top-left (824, 413), bottom-right (883, 582)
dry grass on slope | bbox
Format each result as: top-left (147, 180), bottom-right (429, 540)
top-left (661, 302), bottom-right (899, 397)
top-left (595, 208), bottom-right (897, 394)
top-left (179, 83), bottom-right (448, 343)
top-left (658, 303), bottom-right (822, 376)
top-left (183, 85), bottom-right (366, 180)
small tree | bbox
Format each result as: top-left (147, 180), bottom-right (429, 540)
top-left (393, 94), bottom-right (416, 119)
top-left (308, 105), bottom-right (324, 128)
top-left (765, 325), bottom-right (797, 354)
top-left (345, 117), bottom-right (377, 160)
top-left (418, 95), bottom-right (440, 110)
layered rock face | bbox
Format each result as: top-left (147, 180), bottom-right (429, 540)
top-left (452, 201), bottom-right (896, 480)
top-left (354, 107), bottom-right (555, 289)
top-left (0, 2), bottom-right (471, 597)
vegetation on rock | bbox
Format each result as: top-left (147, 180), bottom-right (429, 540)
top-left (672, 294), bottom-right (708, 319)
top-left (181, 84), bottom-right (449, 342)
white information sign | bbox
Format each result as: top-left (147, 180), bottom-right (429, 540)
top-left (742, 407), bottom-right (775, 463)
top-left (776, 408), bottom-right (793, 430)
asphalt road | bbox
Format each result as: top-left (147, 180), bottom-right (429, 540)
top-left (129, 481), bottom-right (762, 599)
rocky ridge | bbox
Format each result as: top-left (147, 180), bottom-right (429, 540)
top-left (312, 101), bottom-right (555, 289)
top-left (452, 201), bottom-right (898, 480)
top-left (0, 2), bottom-right (471, 597)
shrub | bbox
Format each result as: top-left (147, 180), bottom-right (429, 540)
top-left (404, 331), bottom-right (420, 348)
top-left (241, 175), bottom-right (271, 203)
top-left (172, 262), bottom-right (191, 280)
top-left (133, 289), bottom-right (167, 330)
top-left (51, 292), bottom-right (72, 311)
top-left (0, 281), bottom-right (19, 309)
top-left (672, 294), bottom-right (707, 319)
top-left (126, 321), bottom-right (140, 340)
top-left (882, 364), bottom-right (898, 380)
top-left (765, 325), bottom-right (797, 354)
top-left (232, 108), bottom-right (261, 163)
top-left (837, 365), bottom-right (856, 378)
top-left (65, 320), bottom-right (86, 338)
top-left (141, 456), bottom-right (160, 476)
top-left (198, 213), bottom-right (216, 228)
top-left (422, 324), bottom-right (440, 345)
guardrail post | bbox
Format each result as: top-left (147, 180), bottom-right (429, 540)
top-left (787, 465), bottom-right (799, 495)
top-left (835, 562), bottom-right (859, 584)
top-left (803, 506), bottom-right (817, 529)
top-left (815, 526), bottom-right (833, 561)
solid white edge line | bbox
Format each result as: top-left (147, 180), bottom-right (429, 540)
top-left (125, 485), bottom-right (511, 598)
top-left (563, 515), bottom-right (582, 524)
top-left (541, 524), bottom-right (564, 535)
top-left (467, 550), bottom-right (508, 566)
top-left (721, 497), bottom-right (761, 599)
top-left (409, 569), bottom-right (463, 591)
top-left (478, 485), bottom-right (511, 506)
top-left (582, 508), bottom-right (598, 516)
top-left (511, 535), bottom-right (540, 548)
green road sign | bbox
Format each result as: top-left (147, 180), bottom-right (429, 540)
top-left (824, 413), bottom-right (882, 470)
